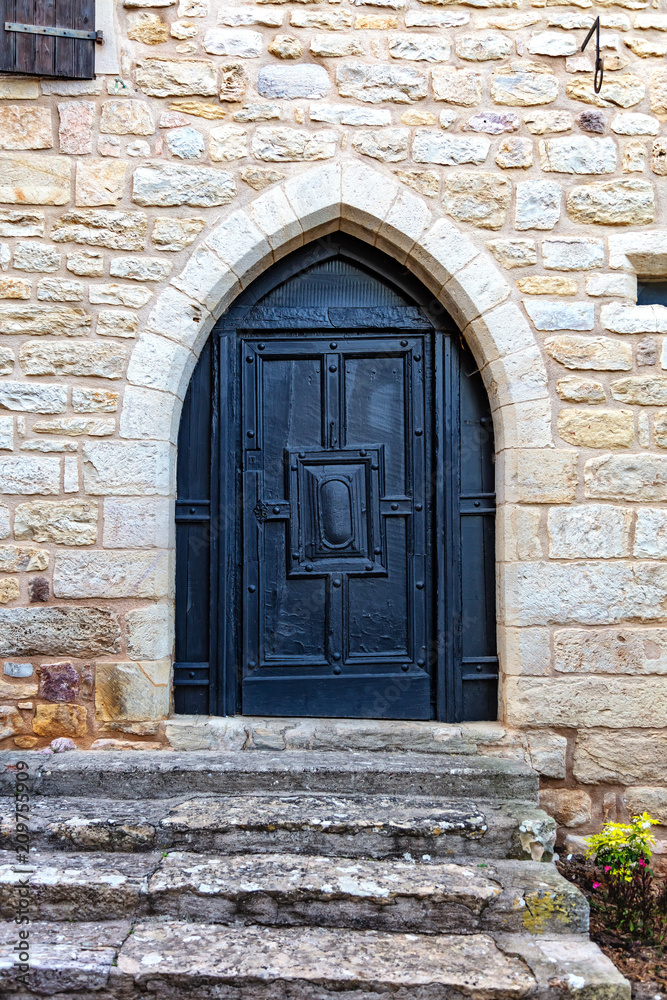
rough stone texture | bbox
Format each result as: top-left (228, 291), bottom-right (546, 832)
top-left (352, 128), bottom-right (409, 163)
top-left (491, 65), bottom-right (558, 106)
top-left (19, 342), bottom-right (128, 379)
top-left (100, 101), bottom-right (155, 136)
top-left (133, 164), bottom-right (235, 206)
top-left (414, 132), bottom-right (490, 165)
top-left (575, 730), bottom-right (667, 784)
top-left (545, 336), bottom-right (632, 371)
top-left (0, 154), bottom-right (70, 205)
top-left (443, 172), bottom-right (510, 230)
top-left (38, 661), bottom-right (80, 703)
top-left (14, 501), bottom-right (97, 545)
top-left (51, 211), bottom-right (148, 251)
top-left (135, 59), bottom-right (218, 97)
top-left (53, 551), bottom-right (168, 599)
top-left (585, 455), bottom-right (667, 501)
top-left (95, 659), bottom-right (170, 721)
top-left (538, 789), bottom-right (592, 828)
top-left (259, 65), bottom-right (330, 99)
top-left (338, 61), bottom-right (428, 103)
top-left (32, 702), bottom-right (87, 737)
top-left (610, 375), bottom-right (667, 405)
top-left (567, 179), bottom-right (655, 225)
top-left (487, 239), bottom-right (537, 268)
top-left (548, 505), bottom-right (632, 559)
top-left (151, 216), bottom-right (206, 250)
top-left (510, 451), bottom-right (578, 504)
top-left (432, 68), bottom-right (482, 106)
top-left (253, 128), bottom-right (337, 161)
top-left (75, 160), bottom-right (126, 208)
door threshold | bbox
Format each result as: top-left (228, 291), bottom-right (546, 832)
top-left (164, 715), bottom-right (512, 756)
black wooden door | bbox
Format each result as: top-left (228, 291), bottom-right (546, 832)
top-left (175, 236), bottom-right (498, 721)
top-left (241, 334), bottom-right (431, 719)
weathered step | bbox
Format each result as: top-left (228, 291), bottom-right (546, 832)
top-left (0, 849), bottom-right (588, 936)
top-left (0, 920), bottom-right (630, 1000)
top-left (1, 750), bottom-right (538, 800)
top-left (0, 792), bottom-right (556, 860)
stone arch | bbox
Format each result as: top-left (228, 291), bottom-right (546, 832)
top-left (119, 162), bottom-right (553, 705)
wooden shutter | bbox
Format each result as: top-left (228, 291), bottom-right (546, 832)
top-left (0, 0), bottom-right (97, 79)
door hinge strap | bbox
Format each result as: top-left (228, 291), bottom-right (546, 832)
top-left (5, 21), bottom-right (104, 42)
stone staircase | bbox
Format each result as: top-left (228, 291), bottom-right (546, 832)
top-left (0, 750), bottom-right (629, 1000)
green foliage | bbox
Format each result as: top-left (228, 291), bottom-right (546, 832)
top-left (584, 813), bottom-right (666, 943)
top-left (585, 812), bottom-right (657, 881)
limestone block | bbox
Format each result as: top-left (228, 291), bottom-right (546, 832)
top-left (632, 509), bottom-right (667, 561)
top-left (337, 61), bottom-right (427, 104)
top-left (13, 500), bottom-right (95, 545)
top-left (354, 14), bottom-right (398, 29)
top-left (405, 8), bottom-right (468, 24)
top-left (89, 284), bottom-right (152, 308)
top-left (0, 607), bottom-right (120, 658)
top-left (654, 414), bottom-right (667, 449)
top-left (558, 407), bottom-right (635, 448)
top-left (0, 505), bottom-right (9, 536)
top-left (102, 496), bottom-right (171, 548)
top-left (514, 180), bottom-right (561, 231)
top-left (542, 237), bottom-right (604, 271)
top-left (119, 385), bottom-right (176, 442)
top-left (32, 702), bottom-right (87, 737)
top-left (252, 127), bottom-right (337, 161)
top-left (566, 74), bottom-right (645, 109)
top-left (612, 113), bottom-right (660, 135)
top-left (127, 332), bottom-right (193, 394)
top-left (13, 241), bottom-right (60, 273)
top-left (548, 504), bottom-right (632, 560)
top-left (258, 65), bottom-right (330, 100)
top-left (585, 273), bottom-right (636, 298)
top-left (431, 67), bottom-right (482, 105)
top-left (463, 111), bottom-right (519, 134)
top-left (525, 732), bottom-right (567, 778)
top-left (622, 141), bottom-right (646, 174)
top-left (0, 154), bottom-right (70, 206)
top-left (0, 415), bottom-right (12, 451)
top-left (0, 347), bottom-right (12, 375)
top-left (53, 549), bottom-right (169, 599)
top-left (73, 389), bottom-right (119, 413)
top-left (203, 28), bottom-right (262, 56)
top-left (0, 106), bottom-right (52, 151)
top-left (650, 69), bottom-right (667, 118)
top-left (0, 382), bottom-right (67, 413)
top-left (456, 32), bottom-right (511, 60)
top-left (219, 62), bottom-right (247, 102)
top-left (349, 128), bottom-right (407, 163)
top-left (0, 279), bottom-right (29, 299)
top-left (623, 787), bottom-right (667, 824)
top-left (539, 789), bottom-right (592, 828)
top-left (135, 59), bottom-right (217, 97)
top-left (151, 216), bottom-right (206, 251)
top-left (210, 126), bottom-right (248, 161)
top-left (0, 671), bottom-right (37, 697)
top-left (602, 302), bottom-right (667, 334)
top-left (269, 35), bottom-right (303, 58)
top-left (556, 375), bottom-right (607, 404)
top-left (109, 258), bottom-right (172, 284)
top-left (83, 440), bottom-right (172, 496)
top-left (311, 35), bottom-right (364, 57)
top-left (585, 453), bottom-right (667, 501)
top-left (58, 101), bottom-right (95, 156)
top-left (574, 729), bottom-right (667, 784)
top-left (510, 450), bottom-right (578, 503)
top-left (517, 276), bottom-right (576, 295)
top-left (95, 659), bottom-right (170, 722)
top-left (524, 301), bottom-right (593, 331)
top-left (413, 132), bottom-right (490, 166)
top-left (233, 104), bottom-right (281, 123)
top-left (20, 342), bottom-right (128, 380)
top-left (506, 675), bottom-right (667, 729)
top-left (0, 455), bottom-right (59, 494)
top-left (127, 10), bottom-right (169, 42)
top-left (33, 416), bottom-right (113, 435)
top-left (528, 31), bottom-right (578, 56)
top-left (0, 544), bottom-right (48, 572)
top-left (523, 110), bottom-right (573, 134)
top-left (547, 337), bottom-right (631, 373)
top-left (388, 34), bottom-right (449, 61)
top-left (75, 160), bottom-right (126, 208)
top-left (652, 138), bottom-right (667, 176)
top-left (567, 179), bottom-right (654, 225)
top-left (608, 232), bottom-right (667, 274)
top-left (394, 170), bottom-right (438, 199)
top-left (539, 136), bottom-right (616, 173)
top-left (133, 164), bottom-right (235, 207)
top-left (51, 210), bottom-right (147, 251)
top-left (491, 65), bottom-right (559, 106)
top-left (498, 505), bottom-right (542, 560)
top-left (443, 171), bottom-right (510, 230)
top-left (100, 101), bottom-right (155, 136)
top-left (611, 375), bottom-right (667, 405)
top-left (37, 278), bottom-right (84, 302)
top-left (311, 106), bottom-right (389, 126)
top-left (126, 604), bottom-right (173, 659)
top-left (0, 705), bottom-right (22, 737)
top-left (290, 9), bottom-right (353, 28)
top-left (495, 138), bottom-right (533, 169)
top-left (165, 127), bottom-right (205, 160)
top-left (486, 239), bottom-right (537, 268)
top-left (556, 626), bottom-right (667, 675)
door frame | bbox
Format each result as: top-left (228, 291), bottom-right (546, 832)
top-left (174, 235), bottom-right (497, 721)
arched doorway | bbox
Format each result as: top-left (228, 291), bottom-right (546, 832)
top-left (174, 234), bottom-right (497, 722)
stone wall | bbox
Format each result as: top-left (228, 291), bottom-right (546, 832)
top-left (0, 0), bottom-right (666, 845)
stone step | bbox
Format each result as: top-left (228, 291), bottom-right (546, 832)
top-left (1, 749), bottom-right (538, 801)
top-left (0, 792), bottom-right (556, 860)
top-left (0, 850), bottom-right (588, 936)
top-left (0, 920), bottom-right (630, 1000)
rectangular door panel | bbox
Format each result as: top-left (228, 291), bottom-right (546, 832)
top-left (242, 334), bottom-right (432, 720)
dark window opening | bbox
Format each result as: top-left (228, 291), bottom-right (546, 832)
top-left (637, 281), bottom-right (667, 308)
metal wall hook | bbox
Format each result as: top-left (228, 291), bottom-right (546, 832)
top-left (581, 16), bottom-right (604, 94)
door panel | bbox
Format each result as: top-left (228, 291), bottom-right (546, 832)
top-left (241, 334), bottom-right (432, 719)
